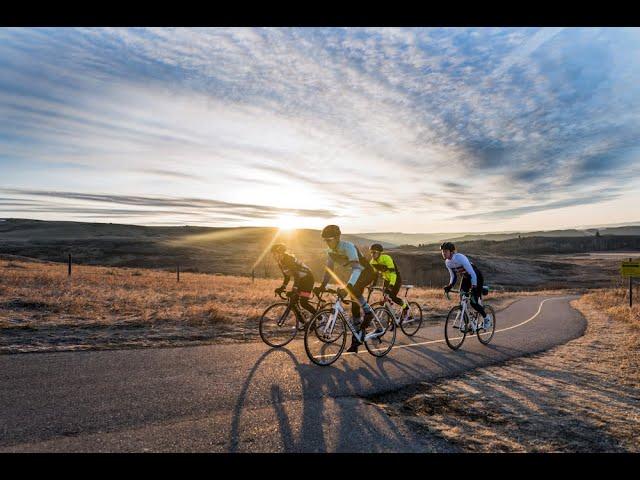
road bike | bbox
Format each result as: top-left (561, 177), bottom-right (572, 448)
top-left (304, 288), bottom-right (396, 366)
top-left (366, 285), bottom-right (424, 336)
top-left (444, 287), bottom-right (496, 350)
top-left (259, 289), bottom-right (327, 348)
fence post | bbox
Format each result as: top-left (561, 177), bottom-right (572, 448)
top-left (252, 269), bottom-right (255, 283)
top-left (177, 264), bottom-right (180, 283)
top-left (630, 258), bottom-right (633, 308)
top-left (68, 253), bottom-right (72, 276)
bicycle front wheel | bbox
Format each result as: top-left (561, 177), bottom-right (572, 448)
top-left (304, 309), bottom-right (347, 366)
top-left (364, 307), bottom-right (397, 357)
top-left (477, 304), bottom-right (496, 345)
top-left (444, 305), bottom-right (467, 350)
top-left (259, 302), bottom-right (298, 348)
top-left (400, 301), bottom-right (423, 337)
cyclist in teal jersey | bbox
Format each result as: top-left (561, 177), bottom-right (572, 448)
top-left (313, 225), bottom-right (377, 353)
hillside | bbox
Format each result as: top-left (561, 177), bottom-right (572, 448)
top-left (0, 218), bottom-right (388, 281)
top-left (359, 225), bottom-right (640, 246)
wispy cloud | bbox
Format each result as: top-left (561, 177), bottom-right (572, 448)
top-left (1, 27), bottom-right (639, 230)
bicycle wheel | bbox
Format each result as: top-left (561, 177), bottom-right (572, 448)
top-left (304, 309), bottom-right (347, 366)
top-left (364, 307), bottom-right (396, 357)
top-left (444, 305), bottom-right (467, 350)
top-left (400, 301), bottom-right (423, 337)
top-left (259, 302), bottom-right (298, 348)
top-left (477, 304), bottom-right (496, 345)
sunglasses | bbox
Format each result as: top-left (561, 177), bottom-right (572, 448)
top-left (323, 237), bottom-right (338, 243)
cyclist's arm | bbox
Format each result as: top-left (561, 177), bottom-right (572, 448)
top-left (347, 261), bottom-right (363, 286)
top-left (320, 256), bottom-right (334, 288)
top-left (446, 264), bottom-right (457, 287)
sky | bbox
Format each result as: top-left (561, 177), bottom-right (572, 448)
top-left (1, 27), bottom-right (640, 233)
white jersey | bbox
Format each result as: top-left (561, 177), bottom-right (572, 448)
top-left (445, 253), bottom-right (478, 286)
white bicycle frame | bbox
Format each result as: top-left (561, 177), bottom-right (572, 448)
top-left (320, 292), bottom-right (386, 342)
top-left (368, 286), bottom-right (416, 327)
top-left (449, 289), bottom-right (482, 333)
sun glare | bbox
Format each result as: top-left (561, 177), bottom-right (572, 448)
top-left (276, 214), bottom-right (299, 231)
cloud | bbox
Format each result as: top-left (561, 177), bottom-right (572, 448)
top-left (0, 189), bottom-right (337, 220)
top-left (1, 27), bottom-right (640, 228)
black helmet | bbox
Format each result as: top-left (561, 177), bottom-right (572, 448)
top-left (440, 241), bottom-right (455, 251)
top-left (369, 243), bottom-right (383, 252)
top-left (321, 225), bottom-right (341, 239)
top-left (270, 243), bottom-right (286, 254)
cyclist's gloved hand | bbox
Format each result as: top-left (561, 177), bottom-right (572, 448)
top-left (372, 263), bottom-right (386, 271)
top-left (443, 284), bottom-right (453, 293)
top-left (336, 287), bottom-right (348, 299)
top-left (274, 286), bottom-right (286, 295)
top-left (312, 285), bottom-right (325, 295)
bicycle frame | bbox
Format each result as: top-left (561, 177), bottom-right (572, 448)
top-left (319, 290), bottom-right (386, 342)
top-left (367, 286), bottom-right (413, 326)
top-left (447, 289), bottom-right (480, 332)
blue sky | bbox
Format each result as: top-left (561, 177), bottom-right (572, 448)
top-left (1, 27), bottom-right (640, 232)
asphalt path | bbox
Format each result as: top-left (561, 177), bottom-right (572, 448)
top-left (0, 294), bottom-right (586, 452)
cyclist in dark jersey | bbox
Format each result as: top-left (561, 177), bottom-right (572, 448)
top-left (440, 242), bottom-right (492, 329)
top-left (313, 225), bottom-right (377, 353)
top-left (271, 243), bottom-right (317, 316)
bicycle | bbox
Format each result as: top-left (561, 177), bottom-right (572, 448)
top-left (366, 285), bottom-right (424, 336)
top-left (259, 289), bottom-right (327, 348)
top-left (304, 288), bottom-right (396, 366)
top-left (444, 287), bottom-right (496, 350)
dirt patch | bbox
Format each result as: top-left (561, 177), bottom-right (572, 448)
top-left (372, 294), bottom-right (640, 452)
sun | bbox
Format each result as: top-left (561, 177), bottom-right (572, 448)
top-left (275, 214), bottom-right (300, 231)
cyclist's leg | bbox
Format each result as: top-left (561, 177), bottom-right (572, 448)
top-left (384, 277), bottom-right (406, 308)
top-left (469, 269), bottom-right (487, 317)
top-left (295, 274), bottom-right (317, 315)
top-left (350, 268), bottom-right (376, 330)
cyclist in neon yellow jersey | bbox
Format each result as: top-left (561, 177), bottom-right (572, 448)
top-left (369, 244), bottom-right (409, 319)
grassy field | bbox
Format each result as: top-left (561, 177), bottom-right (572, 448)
top-left (0, 257), bottom-right (560, 353)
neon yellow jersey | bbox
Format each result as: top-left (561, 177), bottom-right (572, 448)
top-left (370, 253), bottom-right (398, 286)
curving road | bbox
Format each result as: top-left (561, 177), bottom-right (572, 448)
top-left (0, 295), bottom-right (586, 452)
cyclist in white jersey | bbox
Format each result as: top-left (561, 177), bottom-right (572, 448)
top-left (440, 242), bottom-right (492, 329)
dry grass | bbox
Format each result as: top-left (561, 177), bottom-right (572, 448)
top-left (375, 289), bottom-right (640, 452)
top-left (0, 258), bottom-right (568, 353)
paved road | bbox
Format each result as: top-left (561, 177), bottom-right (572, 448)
top-left (0, 295), bottom-right (586, 452)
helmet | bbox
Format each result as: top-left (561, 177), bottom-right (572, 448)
top-left (270, 243), bottom-right (286, 254)
top-left (369, 243), bottom-right (383, 252)
top-left (321, 225), bottom-right (341, 239)
top-left (440, 241), bottom-right (455, 251)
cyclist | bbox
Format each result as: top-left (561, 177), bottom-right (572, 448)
top-left (271, 243), bottom-right (317, 317)
top-left (440, 242), bottom-right (492, 329)
top-left (313, 225), bottom-right (377, 353)
top-left (369, 244), bottom-right (409, 322)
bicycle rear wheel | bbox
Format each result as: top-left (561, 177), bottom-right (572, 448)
top-left (259, 302), bottom-right (298, 348)
top-left (477, 305), bottom-right (496, 345)
top-left (400, 301), bottom-right (423, 337)
top-left (364, 307), bottom-right (396, 357)
top-left (304, 309), bottom-right (347, 366)
top-left (444, 305), bottom-right (467, 350)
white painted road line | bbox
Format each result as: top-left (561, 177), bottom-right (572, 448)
top-left (340, 295), bottom-right (575, 356)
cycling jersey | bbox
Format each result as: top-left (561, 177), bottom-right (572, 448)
top-left (445, 252), bottom-right (478, 286)
top-left (322, 240), bottom-right (371, 287)
top-left (370, 253), bottom-right (399, 286)
top-left (277, 252), bottom-right (313, 286)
